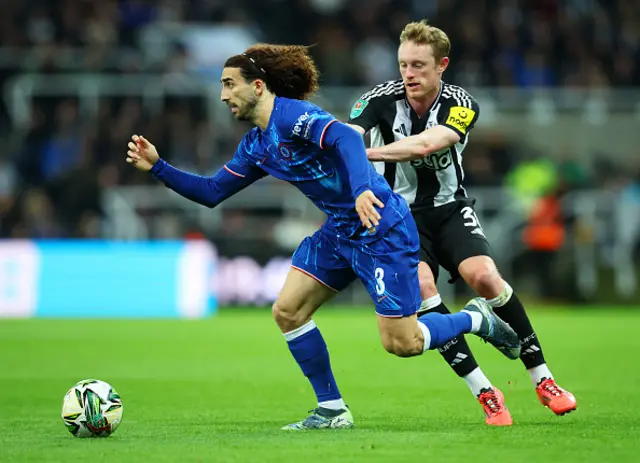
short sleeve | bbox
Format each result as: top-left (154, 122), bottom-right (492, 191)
top-left (437, 94), bottom-right (480, 139)
top-left (346, 96), bottom-right (380, 133)
top-left (277, 99), bottom-right (337, 149)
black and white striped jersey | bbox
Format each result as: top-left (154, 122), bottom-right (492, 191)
top-left (348, 79), bottom-right (480, 210)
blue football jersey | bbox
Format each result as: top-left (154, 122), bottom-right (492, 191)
top-left (224, 97), bottom-right (409, 240)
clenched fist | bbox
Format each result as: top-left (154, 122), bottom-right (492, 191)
top-left (126, 135), bottom-right (159, 172)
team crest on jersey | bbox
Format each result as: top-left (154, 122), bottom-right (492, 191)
top-left (350, 99), bottom-right (368, 119)
top-left (278, 142), bottom-right (293, 158)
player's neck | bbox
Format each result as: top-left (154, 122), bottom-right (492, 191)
top-left (253, 93), bottom-right (276, 131)
top-left (407, 83), bottom-right (441, 118)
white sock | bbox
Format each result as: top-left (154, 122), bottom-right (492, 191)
top-left (283, 320), bottom-right (317, 342)
top-left (417, 321), bottom-right (431, 352)
top-left (463, 367), bottom-right (493, 397)
top-left (319, 398), bottom-right (346, 410)
top-left (420, 294), bottom-right (442, 311)
top-left (486, 281), bottom-right (514, 308)
top-left (528, 364), bottom-right (553, 386)
top-left (461, 310), bottom-right (483, 333)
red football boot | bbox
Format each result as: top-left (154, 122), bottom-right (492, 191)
top-left (536, 378), bottom-right (577, 416)
top-left (477, 387), bottom-right (513, 426)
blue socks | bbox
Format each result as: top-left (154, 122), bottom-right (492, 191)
top-left (418, 311), bottom-right (473, 350)
top-left (285, 321), bottom-right (342, 404)
top-left (285, 313), bottom-right (472, 405)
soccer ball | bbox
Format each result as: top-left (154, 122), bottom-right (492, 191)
top-left (61, 379), bottom-right (123, 437)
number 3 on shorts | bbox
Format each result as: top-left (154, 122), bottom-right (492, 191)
top-left (461, 206), bottom-right (486, 237)
top-left (461, 206), bottom-right (480, 227)
top-left (375, 267), bottom-right (385, 295)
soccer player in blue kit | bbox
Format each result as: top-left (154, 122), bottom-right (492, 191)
top-left (126, 44), bottom-right (520, 430)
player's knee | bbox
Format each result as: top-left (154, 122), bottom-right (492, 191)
top-left (272, 301), bottom-right (308, 332)
top-left (420, 279), bottom-right (438, 300)
top-left (381, 335), bottom-right (422, 358)
top-left (418, 262), bottom-right (438, 299)
top-left (466, 262), bottom-right (502, 295)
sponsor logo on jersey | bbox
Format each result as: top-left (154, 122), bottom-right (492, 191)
top-left (293, 112), bottom-right (314, 139)
top-left (410, 151), bottom-right (452, 170)
top-left (350, 99), bottom-right (369, 119)
top-left (446, 106), bottom-right (475, 134)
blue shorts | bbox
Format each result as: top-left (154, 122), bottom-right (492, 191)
top-left (291, 215), bottom-right (421, 318)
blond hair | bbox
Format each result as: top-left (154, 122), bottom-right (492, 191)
top-left (400, 20), bottom-right (451, 61)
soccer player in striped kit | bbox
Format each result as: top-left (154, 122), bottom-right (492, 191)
top-left (348, 21), bottom-right (577, 426)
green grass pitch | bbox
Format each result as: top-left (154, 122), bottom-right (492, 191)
top-left (1, 306), bottom-right (640, 462)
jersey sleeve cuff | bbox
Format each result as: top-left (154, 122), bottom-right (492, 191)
top-left (353, 185), bottom-right (371, 199)
top-left (150, 158), bottom-right (167, 177)
top-left (319, 119), bottom-right (338, 149)
top-left (439, 123), bottom-right (465, 140)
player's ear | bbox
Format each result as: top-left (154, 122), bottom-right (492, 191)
top-left (439, 57), bottom-right (450, 73)
top-left (253, 79), bottom-right (265, 96)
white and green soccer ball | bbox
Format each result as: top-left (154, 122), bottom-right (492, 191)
top-left (61, 379), bottom-right (123, 437)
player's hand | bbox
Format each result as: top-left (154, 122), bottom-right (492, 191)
top-left (126, 135), bottom-right (159, 172)
top-left (355, 190), bottom-right (384, 233)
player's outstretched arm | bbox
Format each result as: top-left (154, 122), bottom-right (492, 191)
top-left (126, 134), bottom-right (265, 208)
top-left (366, 125), bottom-right (460, 162)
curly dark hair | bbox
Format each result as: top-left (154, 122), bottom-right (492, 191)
top-left (224, 43), bottom-right (320, 100)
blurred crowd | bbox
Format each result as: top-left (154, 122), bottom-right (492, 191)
top-left (0, 0), bottom-right (639, 242)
